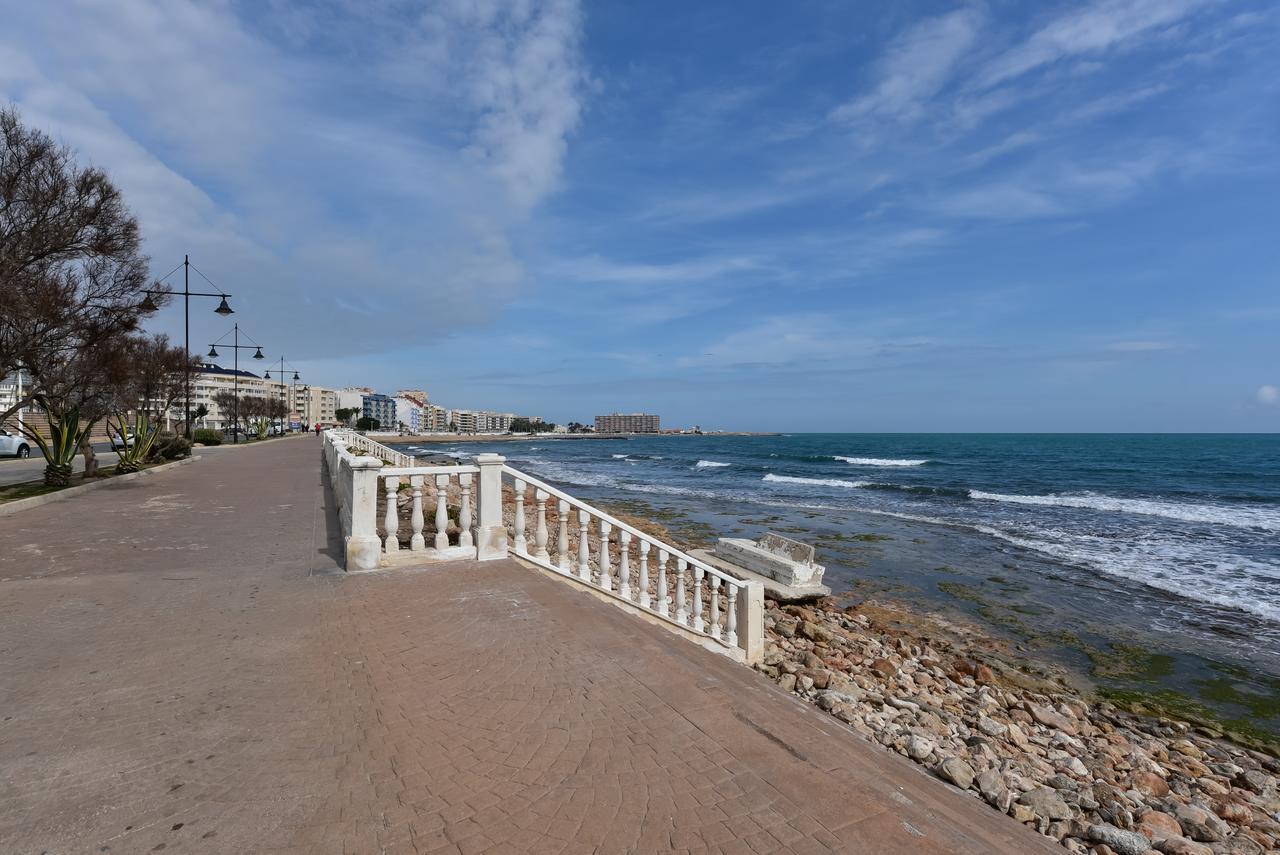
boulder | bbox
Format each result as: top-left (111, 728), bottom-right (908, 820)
top-left (1132, 771), bottom-right (1171, 798)
top-left (938, 757), bottom-right (976, 790)
top-left (1153, 837), bottom-right (1213, 855)
top-left (1137, 809), bottom-right (1183, 842)
top-left (1019, 787), bottom-right (1073, 821)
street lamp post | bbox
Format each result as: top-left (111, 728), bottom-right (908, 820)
top-left (207, 323), bottom-right (265, 444)
top-left (142, 255), bottom-right (234, 439)
top-left (262, 356), bottom-right (301, 436)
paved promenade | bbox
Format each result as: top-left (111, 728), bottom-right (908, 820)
top-left (0, 438), bottom-right (1057, 854)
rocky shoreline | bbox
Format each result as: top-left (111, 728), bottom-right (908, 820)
top-left (757, 596), bottom-right (1280, 854)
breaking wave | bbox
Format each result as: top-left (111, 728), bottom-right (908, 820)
top-left (695, 460), bottom-right (731, 469)
top-left (762, 473), bottom-right (871, 489)
top-left (835, 456), bottom-right (929, 467)
top-left (969, 490), bottom-right (1280, 532)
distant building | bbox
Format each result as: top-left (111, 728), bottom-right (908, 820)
top-left (361, 393), bottom-right (397, 429)
top-left (337, 386), bottom-right (372, 412)
top-left (394, 393), bottom-right (426, 433)
top-left (595, 413), bottom-right (660, 434)
top-left (289, 385), bottom-right (339, 428)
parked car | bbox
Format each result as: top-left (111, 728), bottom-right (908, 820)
top-left (0, 428), bottom-right (31, 458)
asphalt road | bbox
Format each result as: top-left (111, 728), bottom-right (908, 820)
top-left (0, 448), bottom-right (123, 487)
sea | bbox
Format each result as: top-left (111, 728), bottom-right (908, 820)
top-left (393, 433), bottom-right (1280, 736)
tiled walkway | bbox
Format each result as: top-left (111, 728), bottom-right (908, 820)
top-left (0, 439), bottom-right (1057, 853)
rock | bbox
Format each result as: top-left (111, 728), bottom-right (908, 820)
top-left (1006, 722), bottom-right (1029, 748)
top-left (977, 715), bottom-right (1007, 738)
top-left (776, 619), bottom-right (798, 638)
top-left (796, 674), bottom-right (815, 692)
top-left (976, 768), bottom-right (1007, 806)
top-left (905, 735), bottom-right (935, 762)
top-left (1019, 787), bottom-right (1074, 821)
top-left (800, 621), bottom-right (833, 643)
top-left (1237, 770), bottom-right (1273, 795)
top-left (1154, 837), bottom-right (1213, 855)
top-left (1029, 703), bottom-right (1079, 736)
top-left (938, 757), bottom-right (976, 790)
top-left (1216, 836), bottom-right (1264, 855)
top-left (869, 657), bottom-right (897, 679)
top-left (802, 651), bottom-right (823, 669)
top-left (1132, 771), bottom-right (1172, 797)
top-left (1138, 809), bottom-right (1183, 842)
top-left (1174, 804), bottom-right (1223, 843)
top-left (777, 673), bottom-right (797, 692)
top-left (1213, 800), bottom-right (1252, 825)
top-left (808, 668), bottom-right (832, 690)
top-left (974, 663), bottom-right (997, 684)
top-left (1087, 823), bottom-right (1158, 855)
top-left (1010, 803), bottom-right (1037, 823)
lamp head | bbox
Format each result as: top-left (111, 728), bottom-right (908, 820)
top-left (207, 346), bottom-right (219, 358)
top-left (214, 296), bottom-right (233, 316)
top-left (253, 347), bottom-right (264, 360)
top-left (292, 371), bottom-right (300, 381)
top-left (263, 370), bottom-right (271, 379)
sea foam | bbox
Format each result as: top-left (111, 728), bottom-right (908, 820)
top-left (763, 473), bottom-right (870, 489)
top-left (835, 456), bottom-right (928, 467)
top-left (695, 460), bottom-right (731, 468)
top-left (969, 490), bottom-right (1280, 532)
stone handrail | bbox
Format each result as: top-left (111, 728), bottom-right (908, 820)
top-left (330, 428), bottom-right (417, 467)
top-left (320, 430), bottom-right (764, 662)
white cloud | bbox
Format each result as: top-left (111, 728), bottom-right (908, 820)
top-left (1258, 385), bottom-right (1280, 405)
top-left (830, 8), bottom-right (982, 125)
top-left (978, 0), bottom-right (1216, 88)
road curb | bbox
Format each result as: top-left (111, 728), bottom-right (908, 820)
top-left (0, 455), bottom-right (203, 517)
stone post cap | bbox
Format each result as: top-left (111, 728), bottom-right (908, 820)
top-left (474, 453), bottom-right (506, 464)
top-left (349, 455), bottom-right (383, 469)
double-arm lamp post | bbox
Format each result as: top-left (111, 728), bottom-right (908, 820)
top-left (206, 324), bottom-right (264, 444)
top-left (140, 255), bottom-right (234, 438)
top-left (262, 357), bottom-right (301, 436)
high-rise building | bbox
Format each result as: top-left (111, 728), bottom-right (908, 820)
top-left (595, 413), bottom-right (660, 434)
top-left (361, 393), bottom-right (397, 429)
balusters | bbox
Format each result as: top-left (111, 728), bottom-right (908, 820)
top-left (655, 549), bottom-right (669, 616)
top-left (557, 500), bottom-right (571, 572)
top-left (383, 475), bottom-right (400, 552)
top-left (709, 575), bottom-right (722, 641)
top-left (618, 530), bottom-right (632, 600)
top-left (674, 558), bottom-right (687, 624)
top-left (577, 510), bottom-right (591, 580)
top-left (458, 473), bottom-right (474, 548)
top-left (637, 541), bottom-right (651, 608)
top-left (434, 474), bottom-right (449, 549)
top-left (513, 478), bottom-right (527, 554)
top-left (598, 520), bottom-right (612, 591)
top-left (691, 564), bottom-right (705, 633)
top-left (409, 475), bottom-right (425, 551)
top-left (726, 582), bottom-right (738, 648)
top-left (533, 490), bottom-right (550, 561)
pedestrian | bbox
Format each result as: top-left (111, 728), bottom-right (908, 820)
top-left (314, 423), bottom-right (321, 437)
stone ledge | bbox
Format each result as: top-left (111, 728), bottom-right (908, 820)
top-left (690, 547), bottom-right (831, 603)
top-left (0, 455), bottom-right (202, 517)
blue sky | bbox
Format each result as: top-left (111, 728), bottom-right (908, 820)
top-left (3, 0), bottom-right (1277, 430)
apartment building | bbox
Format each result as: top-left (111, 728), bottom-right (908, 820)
top-left (288, 385), bottom-right (339, 428)
top-left (595, 412), bottom-right (660, 434)
top-left (361, 393), bottom-right (397, 429)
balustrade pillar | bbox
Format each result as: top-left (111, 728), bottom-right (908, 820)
top-left (726, 583), bottom-right (738, 648)
top-left (434, 474), bottom-right (450, 550)
top-left (383, 476), bottom-right (400, 552)
top-left (598, 520), bottom-right (612, 591)
top-left (674, 558), bottom-right (687, 624)
top-left (513, 478), bottom-right (527, 554)
top-left (692, 565), bottom-right (705, 632)
top-left (655, 549), bottom-right (669, 617)
top-left (458, 473), bottom-right (474, 548)
top-left (533, 490), bottom-right (550, 561)
top-left (473, 454), bottom-right (508, 560)
top-left (344, 457), bottom-right (383, 571)
top-left (409, 475), bottom-right (425, 551)
top-left (709, 575), bottom-right (722, 641)
top-left (637, 541), bottom-right (651, 608)
top-left (557, 500), bottom-right (571, 572)
top-left (577, 510), bottom-right (591, 580)
top-left (618, 530), bottom-right (632, 600)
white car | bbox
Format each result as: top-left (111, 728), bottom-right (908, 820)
top-left (0, 428), bottom-right (31, 458)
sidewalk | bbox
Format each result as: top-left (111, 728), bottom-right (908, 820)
top-left (0, 438), bottom-right (1058, 853)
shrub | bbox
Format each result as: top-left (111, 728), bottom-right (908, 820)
top-left (193, 428), bottom-right (223, 446)
top-left (150, 433), bottom-right (192, 461)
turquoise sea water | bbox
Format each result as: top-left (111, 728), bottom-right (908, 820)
top-left (397, 433), bottom-right (1280, 733)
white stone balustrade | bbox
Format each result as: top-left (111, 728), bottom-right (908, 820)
top-left (500, 465), bottom-right (764, 663)
top-left (321, 430), bottom-right (765, 662)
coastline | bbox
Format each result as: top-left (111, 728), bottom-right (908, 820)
top-left (383, 431), bottom-right (779, 444)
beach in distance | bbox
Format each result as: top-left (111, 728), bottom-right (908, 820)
top-left (393, 431), bottom-right (1280, 740)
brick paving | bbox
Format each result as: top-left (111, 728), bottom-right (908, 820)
top-left (0, 438), bottom-right (1058, 854)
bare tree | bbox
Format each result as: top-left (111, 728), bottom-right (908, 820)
top-left (106, 334), bottom-right (196, 473)
top-left (0, 104), bottom-right (163, 429)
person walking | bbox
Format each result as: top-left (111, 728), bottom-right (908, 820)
top-left (314, 423), bottom-right (321, 437)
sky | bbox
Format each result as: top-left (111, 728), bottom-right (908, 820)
top-left (2, 0), bottom-right (1278, 431)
